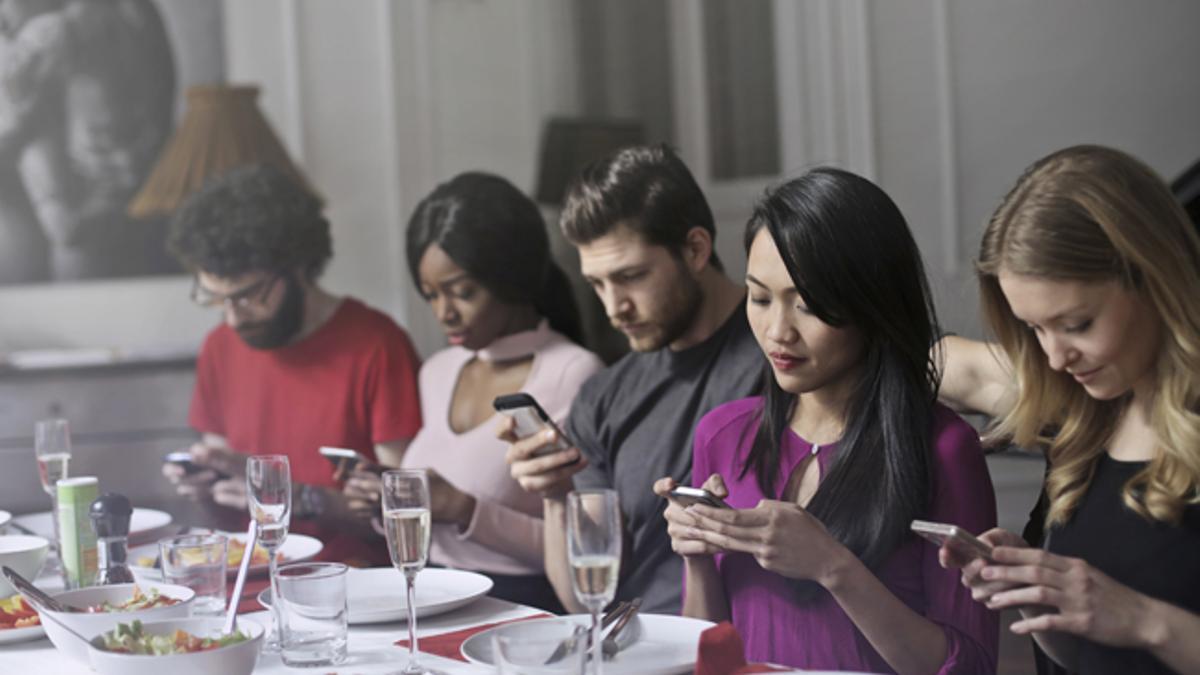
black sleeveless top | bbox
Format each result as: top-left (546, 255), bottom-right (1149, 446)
top-left (1044, 453), bottom-right (1200, 674)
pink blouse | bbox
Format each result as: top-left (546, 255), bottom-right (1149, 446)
top-left (400, 321), bottom-right (603, 575)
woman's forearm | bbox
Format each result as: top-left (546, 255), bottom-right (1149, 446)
top-left (1142, 597), bottom-right (1200, 673)
top-left (682, 557), bottom-right (730, 621)
top-left (823, 552), bottom-right (950, 675)
top-left (542, 497), bottom-right (587, 613)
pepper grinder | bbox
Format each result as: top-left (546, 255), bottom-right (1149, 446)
top-left (89, 493), bottom-right (135, 585)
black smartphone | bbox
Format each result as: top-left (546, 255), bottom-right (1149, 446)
top-left (911, 519), bottom-right (994, 562)
top-left (668, 486), bottom-right (731, 509)
top-left (493, 392), bottom-right (574, 459)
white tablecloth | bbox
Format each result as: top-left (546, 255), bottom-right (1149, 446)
top-left (0, 596), bottom-right (543, 674)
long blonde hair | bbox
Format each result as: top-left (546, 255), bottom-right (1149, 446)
top-left (977, 145), bottom-right (1200, 526)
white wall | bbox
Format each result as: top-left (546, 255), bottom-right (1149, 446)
top-left (2, 0), bottom-right (1198, 357)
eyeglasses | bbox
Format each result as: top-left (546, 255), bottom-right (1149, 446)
top-left (190, 274), bottom-right (281, 310)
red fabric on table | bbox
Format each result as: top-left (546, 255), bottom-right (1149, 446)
top-left (230, 576), bottom-right (272, 615)
top-left (393, 613), bottom-right (552, 662)
top-left (695, 622), bottom-right (789, 675)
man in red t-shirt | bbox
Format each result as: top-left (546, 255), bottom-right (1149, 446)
top-left (161, 164), bottom-right (421, 564)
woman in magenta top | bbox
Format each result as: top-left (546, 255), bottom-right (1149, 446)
top-left (655, 169), bottom-right (998, 673)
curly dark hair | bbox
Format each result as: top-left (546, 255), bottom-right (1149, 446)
top-left (167, 164), bottom-right (331, 280)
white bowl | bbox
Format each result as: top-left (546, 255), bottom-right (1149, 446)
top-left (87, 617), bottom-right (263, 675)
top-left (0, 534), bottom-right (50, 595)
top-left (42, 581), bottom-right (195, 663)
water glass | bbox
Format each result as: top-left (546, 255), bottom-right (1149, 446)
top-left (159, 533), bottom-right (228, 616)
top-left (275, 562), bottom-right (348, 667)
top-left (492, 619), bottom-right (587, 674)
top-left (247, 454), bottom-right (291, 652)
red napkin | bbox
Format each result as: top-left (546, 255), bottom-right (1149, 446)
top-left (393, 613), bottom-right (553, 662)
top-left (231, 576), bottom-right (272, 615)
top-left (695, 622), bottom-right (790, 675)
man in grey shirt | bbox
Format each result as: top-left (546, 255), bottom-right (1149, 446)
top-left (503, 144), bottom-right (762, 614)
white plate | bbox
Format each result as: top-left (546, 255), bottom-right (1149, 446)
top-left (0, 623), bottom-right (45, 645)
top-left (462, 613), bottom-right (714, 675)
top-left (260, 567), bottom-right (493, 624)
top-left (12, 508), bottom-right (172, 544)
top-left (129, 532), bottom-right (323, 579)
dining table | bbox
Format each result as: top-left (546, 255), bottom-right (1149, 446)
top-left (0, 593), bottom-right (545, 673)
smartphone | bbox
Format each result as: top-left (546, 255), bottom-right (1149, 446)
top-left (493, 392), bottom-right (574, 459)
top-left (318, 446), bottom-right (368, 470)
top-left (163, 450), bottom-right (202, 474)
top-left (163, 450), bottom-right (229, 479)
top-left (668, 486), bottom-right (731, 509)
top-left (911, 520), bottom-right (993, 562)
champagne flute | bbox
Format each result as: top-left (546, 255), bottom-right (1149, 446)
top-left (567, 489), bottom-right (622, 675)
top-left (381, 469), bottom-right (436, 675)
top-left (247, 454), bottom-right (291, 653)
top-left (35, 418), bottom-right (72, 582)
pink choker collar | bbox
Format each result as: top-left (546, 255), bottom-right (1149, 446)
top-left (474, 319), bottom-right (553, 362)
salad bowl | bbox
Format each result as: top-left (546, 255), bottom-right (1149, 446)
top-left (87, 617), bottom-right (263, 675)
top-left (42, 582), bottom-right (194, 663)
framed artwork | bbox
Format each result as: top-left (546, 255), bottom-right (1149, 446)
top-left (0, 0), bottom-right (224, 285)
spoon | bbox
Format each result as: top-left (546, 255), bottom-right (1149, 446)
top-left (223, 520), bottom-right (258, 635)
top-left (0, 565), bottom-right (79, 613)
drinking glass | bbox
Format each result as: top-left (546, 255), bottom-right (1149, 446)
top-left (566, 489), bottom-right (622, 675)
top-left (159, 533), bottom-right (228, 616)
top-left (35, 418), bottom-right (72, 583)
top-left (381, 469), bottom-right (434, 675)
top-left (247, 454), bottom-right (291, 653)
top-left (276, 562), bottom-right (348, 667)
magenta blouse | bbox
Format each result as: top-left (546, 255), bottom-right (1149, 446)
top-left (691, 397), bottom-right (999, 673)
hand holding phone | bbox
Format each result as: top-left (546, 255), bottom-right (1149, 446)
top-left (668, 486), bottom-right (731, 509)
top-left (493, 393), bottom-right (574, 459)
top-left (911, 519), bottom-right (993, 562)
top-left (318, 446), bottom-right (370, 481)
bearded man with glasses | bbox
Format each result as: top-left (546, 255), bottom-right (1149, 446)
top-left (162, 164), bottom-right (422, 565)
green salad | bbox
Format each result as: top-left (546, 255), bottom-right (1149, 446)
top-left (94, 620), bottom-right (250, 655)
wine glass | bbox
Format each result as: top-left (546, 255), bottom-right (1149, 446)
top-left (35, 418), bottom-right (72, 583)
top-left (381, 469), bottom-right (436, 675)
top-left (566, 489), bottom-right (622, 675)
top-left (247, 454), bottom-right (291, 653)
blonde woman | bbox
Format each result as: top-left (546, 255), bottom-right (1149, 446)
top-left (940, 145), bottom-right (1200, 675)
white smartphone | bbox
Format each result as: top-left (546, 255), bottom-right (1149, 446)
top-left (318, 446), bottom-right (368, 472)
top-left (911, 519), bottom-right (993, 562)
top-left (492, 392), bottom-right (575, 459)
top-left (668, 486), bottom-right (731, 509)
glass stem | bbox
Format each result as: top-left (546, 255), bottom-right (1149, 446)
top-left (48, 492), bottom-right (66, 586)
top-left (405, 569), bottom-right (419, 668)
top-left (591, 606), bottom-right (603, 675)
top-left (268, 547), bottom-right (283, 642)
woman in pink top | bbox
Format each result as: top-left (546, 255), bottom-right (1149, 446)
top-left (654, 169), bottom-right (998, 672)
top-left (348, 173), bottom-right (602, 610)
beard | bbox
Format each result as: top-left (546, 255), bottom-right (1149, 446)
top-left (623, 262), bottom-right (703, 352)
top-left (236, 276), bottom-right (305, 349)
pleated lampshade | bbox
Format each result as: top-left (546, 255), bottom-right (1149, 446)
top-left (128, 84), bottom-right (319, 219)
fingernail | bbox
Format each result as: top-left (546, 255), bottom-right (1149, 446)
top-left (981, 568), bottom-right (994, 579)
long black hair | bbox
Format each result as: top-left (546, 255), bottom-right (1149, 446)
top-left (405, 172), bottom-right (582, 343)
top-left (742, 168), bottom-right (942, 594)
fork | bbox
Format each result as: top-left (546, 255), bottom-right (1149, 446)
top-left (601, 597), bottom-right (641, 660)
top-left (542, 600), bottom-right (630, 665)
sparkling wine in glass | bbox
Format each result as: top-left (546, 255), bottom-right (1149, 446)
top-left (381, 469), bottom-right (437, 675)
top-left (35, 418), bottom-right (72, 583)
top-left (247, 454), bottom-right (291, 653)
top-left (567, 489), bottom-right (622, 675)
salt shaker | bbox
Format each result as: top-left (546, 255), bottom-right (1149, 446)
top-left (89, 493), bottom-right (135, 585)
